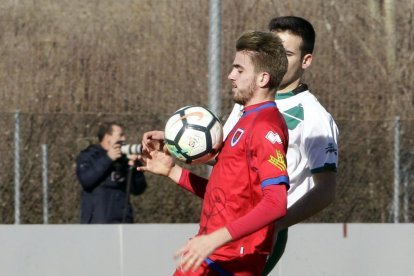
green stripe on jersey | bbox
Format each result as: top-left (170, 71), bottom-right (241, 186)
top-left (275, 92), bottom-right (295, 100)
top-left (280, 104), bottom-right (304, 130)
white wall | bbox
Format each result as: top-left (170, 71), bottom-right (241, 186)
top-left (0, 224), bottom-right (411, 276)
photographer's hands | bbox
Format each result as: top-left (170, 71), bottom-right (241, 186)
top-left (107, 141), bottom-right (123, 161)
top-left (127, 154), bottom-right (139, 167)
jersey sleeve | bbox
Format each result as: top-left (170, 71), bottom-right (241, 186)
top-left (226, 184), bottom-right (287, 240)
top-left (249, 120), bottom-right (289, 189)
top-left (177, 169), bottom-right (208, 198)
top-left (303, 112), bottom-right (339, 173)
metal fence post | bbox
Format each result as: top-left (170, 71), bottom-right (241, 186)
top-left (207, 0), bottom-right (221, 176)
top-left (393, 116), bottom-right (400, 223)
top-left (14, 110), bottom-right (21, 224)
top-left (42, 144), bottom-right (49, 224)
top-left (208, 0), bottom-right (221, 118)
top-left (403, 173), bottom-right (409, 222)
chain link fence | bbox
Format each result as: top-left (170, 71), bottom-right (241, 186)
top-left (0, 1), bottom-right (413, 224)
top-left (0, 111), bottom-right (206, 224)
top-left (1, 111), bottom-right (414, 224)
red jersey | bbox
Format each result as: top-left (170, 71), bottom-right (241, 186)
top-left (200, 101), bottom-right (289, 261)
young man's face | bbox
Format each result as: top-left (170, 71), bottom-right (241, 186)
top-left (274, 31), bottom-right (308, 91)
top-left (228, 51), bottom-right (257, 105)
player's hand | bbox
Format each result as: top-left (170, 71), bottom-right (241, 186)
top-left (174, 228), bottom-right (232, 272)
top-left (142, 130), bottom-right (165, 152)
top-left (137, 149), bottom-right (175, 177)
top-left (107, 142), bottom-right (122, 161)
top-left (175, 235), bottom-right (215, 273)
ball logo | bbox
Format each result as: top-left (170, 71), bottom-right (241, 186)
top-left (187, 136), bottom-right (201, 150)
top-left (179, 112), bottom-right (204, 122)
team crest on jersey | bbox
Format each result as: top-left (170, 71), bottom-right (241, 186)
top-left (231, 128), bottom-right (244, 147)
top-left (268, 149), bottom-right (287, 171)
top-left (265, 131), bottom-right (282, 144)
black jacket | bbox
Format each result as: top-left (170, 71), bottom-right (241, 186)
top-left (76, 144), bottom-right (147, 223)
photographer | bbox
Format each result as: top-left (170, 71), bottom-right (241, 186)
top-left (76, 121), bottom-right (147, 224)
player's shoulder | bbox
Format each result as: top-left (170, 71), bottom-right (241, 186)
top-left (249, 116), bottom-right (288, 148)
top-left (253, 108), bottom-right (287, 133)
top-left (255, 103), bottom-right (284, 119)
top-left (284, 91), bottom-right (337, 135)
top-left (297, 91), bottom-right (334, 119)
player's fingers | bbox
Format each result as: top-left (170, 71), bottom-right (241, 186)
top-left (191, 257), bottom-right (204, 272)
top-left (174, 248), bottom-right (187, 271)
top-left (175, 244), bottom-right (197, 272)
top-left (178, 253), bottom-right (195, 272)
top-left (174, 245), bottom-right (190, 268)
top-left (136, 155), bottom-right (149, 169)
top-left (182, 256), bottom-right (195, 272)
top-left (185, 253), bottom-right (204, 272)
top-left (142, 140), bottom-right (153, 152)
top-left (174, 246), bottom-right (187, 260)
top-left (137, 152), bottom-right (150, 163)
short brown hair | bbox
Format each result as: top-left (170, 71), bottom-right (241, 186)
top-left (236, 31), bottom-right (287, 91)
top-left (268, 16), bottom-right (315, 56)
top-left (97, 121), bottom-right (123, 142)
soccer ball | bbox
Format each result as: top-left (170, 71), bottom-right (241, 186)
top-left (164, 106), bottom-right (223, 164)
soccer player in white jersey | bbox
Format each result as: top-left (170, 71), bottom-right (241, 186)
top-left (223, 16), bottom-right (339, 275)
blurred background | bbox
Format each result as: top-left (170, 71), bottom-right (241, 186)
top-left (0, 0), bottom-right (413, 224)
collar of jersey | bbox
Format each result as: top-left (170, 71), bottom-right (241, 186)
top-left (242, 101), bottom-right (276, 117)
top-left (275, 83), bottom-right (309, 100)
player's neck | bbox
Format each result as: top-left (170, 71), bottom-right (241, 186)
top-left (278, 79), bottom-right (302, 93)
top-left (244, 90), bottom-right (274, 107)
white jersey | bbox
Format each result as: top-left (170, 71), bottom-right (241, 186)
top-left (223, 87), bottom-right (339, 208)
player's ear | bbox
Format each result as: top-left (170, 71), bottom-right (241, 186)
top-left (302, 53), bottom-right (312, 69)
top-left (258, 72), bottom-right (270, 88)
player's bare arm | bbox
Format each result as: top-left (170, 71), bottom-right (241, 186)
top-left (275, 171), bottom-right (336, 230)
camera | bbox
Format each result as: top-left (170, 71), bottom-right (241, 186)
top-left (120, 143), bottom-right (143, 155)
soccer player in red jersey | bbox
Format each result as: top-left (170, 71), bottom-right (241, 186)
top-left (139, 31), bottom-right (289, 276)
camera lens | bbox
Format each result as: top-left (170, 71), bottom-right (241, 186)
top-left (120, 144), bottom-right (142, 155)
